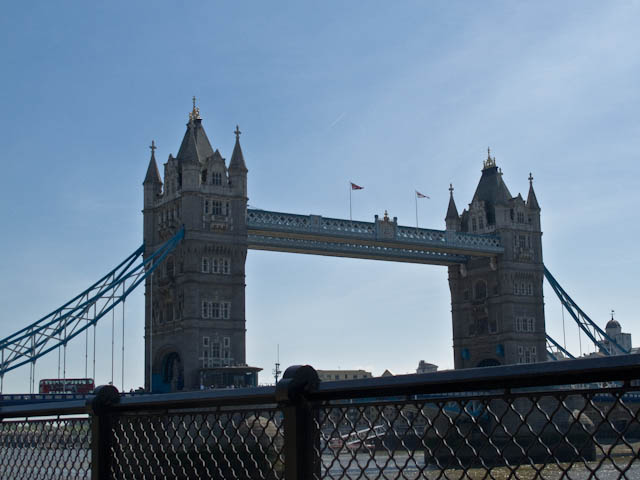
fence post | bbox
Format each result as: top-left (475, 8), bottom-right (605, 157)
top-left (275, 365), bottom-right (320, 480)
top-left (87, 385), bottom-right (120, 480)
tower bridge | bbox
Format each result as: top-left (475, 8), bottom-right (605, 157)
top-left (0, 101), bottom-right (628, 395)
top-left (141, 103), bottom-right (545, 392)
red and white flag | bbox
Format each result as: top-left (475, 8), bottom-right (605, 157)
top-left (350, 182), bottom-right (364, 190)
top-left (416, 190), bottom-right (429, 199)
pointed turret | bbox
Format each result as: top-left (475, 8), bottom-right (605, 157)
top-left (176, 97), bottom-right (215, 165)
top-left (471, 148), bottom-right (512, 225)
top-left (526, 173), bottom-right (540, 211)
top-left (143, 140), bottom-right (162, 185)
top-left (446, 184), bottom-right (460, 231)
top-left (229, 125), bottom-right (248, 197)
top-left (178, 98), bottom-right (215, 191)
top-left (229, 125), bottom-right (247, 172)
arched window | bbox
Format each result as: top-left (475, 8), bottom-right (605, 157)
top-left (474, 280), bottom-right (487, 300)
top-left (166, 256), bottom-right (175, 277)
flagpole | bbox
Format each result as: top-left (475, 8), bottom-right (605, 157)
top-left (349, 183), bottom-right (352, 221)
top-left (415, 191), bottom-right (418, 229)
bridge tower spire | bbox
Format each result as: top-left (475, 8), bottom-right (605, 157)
top-left (141, 100), bottom-right (259, 392)
top-left (445, 183), bottom-right (460, 231)
top-left (448, 150), bottom-right (545, 368)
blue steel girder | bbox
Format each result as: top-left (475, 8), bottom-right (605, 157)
top-left (247, 209), bottom-right (503, 265)
top-left (544, 267), bottom-right (629, 356)
top-left (0, 228), bottom-right (184, 378)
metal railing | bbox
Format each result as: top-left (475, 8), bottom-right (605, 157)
top-left (2, 356), bottom-right (640, 479)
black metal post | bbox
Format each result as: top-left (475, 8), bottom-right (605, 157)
top-left (87, 385), bottom-right (120, 480)
top-left (275, 365), bottom-right (320, 480)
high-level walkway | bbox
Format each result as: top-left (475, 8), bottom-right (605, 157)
top-left (247, 209), bottom-right (503, 265)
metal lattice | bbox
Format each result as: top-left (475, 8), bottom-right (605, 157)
top-left (0, 228), bottom-right (183, 379)
top-left (109, 407), bottom-right (284, 479)
top-left (0, 416), bottom-right (90, 479)
top-left (3, 359), bottom-right (640, 479)
top-left (314, 387), bottom-right (640, 479)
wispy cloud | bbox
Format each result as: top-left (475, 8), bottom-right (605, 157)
top-left (329, 111), bottom-right (346, 129)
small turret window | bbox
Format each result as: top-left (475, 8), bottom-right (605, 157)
top-left (166, 257), bottom-right (174, 277)
top-left (201, 169), bottom-right (208, 184)
top-left (204, 200), bottom-right (210, 215)
top-left (472, 218), bottom-right (477, 232)
top-left (517, 211), bottom-right (525, 223)
top-left (474, 280), bottom-right (487, 300)
top-left (213, 172), bottom-right (222, 185)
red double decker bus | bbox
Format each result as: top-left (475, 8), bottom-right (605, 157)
top-left (39, 378), bottom-right (95, 394)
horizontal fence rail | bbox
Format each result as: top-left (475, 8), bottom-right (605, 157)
top-left (2, 356), bottom-right (640, 479)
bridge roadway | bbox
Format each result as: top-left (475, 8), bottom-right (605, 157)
top-left (246, 209), bottom-right (503, 265)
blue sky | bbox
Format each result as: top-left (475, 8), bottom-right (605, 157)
top-left (1, 2), bottom-right (639, 392)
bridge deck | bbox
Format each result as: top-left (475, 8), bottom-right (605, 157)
top-left (247, 209), bottom-right (503, 265)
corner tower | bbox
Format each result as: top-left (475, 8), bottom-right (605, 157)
top-left (447, 149), bottom-right (546, 368)
top-left (142, 100), bottom-right (260, 392)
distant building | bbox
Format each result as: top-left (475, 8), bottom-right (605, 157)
top-left (317, 370), bottom-right (373, 382)
top-left (416, 360), bottom-right (438, 374)
top-left (601, 313), bottom-right (632, 355)
top-left (380, 369), bottom-right (394, 377)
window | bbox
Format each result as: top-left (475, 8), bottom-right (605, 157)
top-left (211, 257), bottom-right (230, 275)
top-left (212, 342), bottom-right (220, 359)
top-left (517, 345), bottom-right (537, 364)
top-left (519, 235), bottom-right (526, 249)
top-left (488, 319), bottom-right (497, 334)
top-left (203, 337), bottom-right (210, 347)
top-left (166, 257), bottom-right (174, 277)
top-left (204, 200), bottom-right (210, 214)
top-left (204, 301), bottom-right (231, 319)
top-left (212, 200), bottom-right (223, 215)
top-left (517, 211), bottom-right (525, 223)
top-left (478, 217), bottom-right (484, 230)
top-left (201, 169), bottom-right (207, 183)
top-left (474, 280), bottom-right (487, 300)
top-left (213, 172), bottom-right (222, 185)
top-left (515, 317), bottom-right (536, 332)
top-left (527, 283), bottom-right (533, 296)
top-left (201, 257), bottom-right (209, 273)
top-left (202, 349), bottom-right (210, 368)
top-left (472, 217), bottom-right (477, 232)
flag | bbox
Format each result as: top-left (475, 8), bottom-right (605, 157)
top-left (351, 182), bottom-right (364, 190)
top-left (416, 191), bottom-right (429, 199)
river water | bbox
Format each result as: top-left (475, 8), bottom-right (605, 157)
top-left (321, 451), bottom-right (640, 479)
top-left (2, 447), bottom-right (639, 479)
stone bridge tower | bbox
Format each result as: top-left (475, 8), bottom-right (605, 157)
top-left (447, 150), bottom-right (545, 368)
top-left (142, 101), bottom-right (260, 392)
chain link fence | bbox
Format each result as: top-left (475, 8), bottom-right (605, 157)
top-left (2, 356), bottom-right (640, 479)
top-left (0, 415), bottom-right (90, 479)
